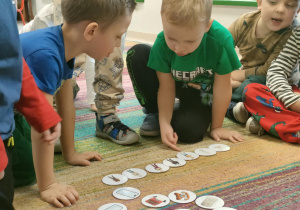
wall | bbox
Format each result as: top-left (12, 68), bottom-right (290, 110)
top-left (127, 2), bottom-right (257, 43)
top-left (32, 0), bottom-right (52, 16)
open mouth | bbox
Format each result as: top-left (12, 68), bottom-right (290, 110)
top-left (271, 18), bottom-right (282, 23)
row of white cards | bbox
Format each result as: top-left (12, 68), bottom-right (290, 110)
top-left (99, 189), bottom-right (236, 209)
top-left (99, 144), bottom-right (235, 209)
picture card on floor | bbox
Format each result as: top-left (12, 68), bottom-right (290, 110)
top-left (195, 148), bottom-right (217, 156)
top-left (163, 158), bottom-right (186, 167)
top-left (195, 195), bottom-right (225, 209)
top-left (122, 168), bottom-right (147, 179)
top-left (209, 144), bottom-right (230, 152)
top-left (141, 194), bottom-right (170, 208)
top-left (113, 187), bottom-right (140, 200)
top-left (98, 203), bottom-right (127, 210)
top-left (145, 163), bottom-right (169, 173)
top-left (177, 152), bottom-right (199, 160)
top-left (102, 174), bottom-right (128, 186)
top-left (168, 190), bottom-right (196, 203)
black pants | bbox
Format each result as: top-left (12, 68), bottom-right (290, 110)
top-left (127, 44), bottom-right (212, 143)
top-left (0, 139), bottom-right (14, 210)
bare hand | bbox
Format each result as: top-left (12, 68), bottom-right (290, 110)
top-left (41, 122), bottom-right (61, 144)
top-left (160, 124), bottom-right (180, 151)
top-left (65, 151), bottom-right (102, 166)
top-left (40, 182), bottom-right (79, 208)
top-left (210, 127), bottom-right (243, 143)
top-left (231, 70), bottom-right (246, 82)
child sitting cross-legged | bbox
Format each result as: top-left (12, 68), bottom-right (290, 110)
top-left (226, 0), bottom-right (300, 126)
top-left (242, 27), bottom-right (300, 144)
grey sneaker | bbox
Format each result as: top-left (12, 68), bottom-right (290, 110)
top-left (139, 113), bottom-right (160, 136)
top-left (246, 116), bottom-right (265, 136)
top-left (233, 102), bottom-right (249, 123)
top-left (96, 113), bottom-right (140, 145)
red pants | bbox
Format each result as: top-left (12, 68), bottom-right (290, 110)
top-left (243, 83), bottom-right (300, 144)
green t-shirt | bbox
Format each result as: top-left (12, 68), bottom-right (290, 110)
top-left (148, 20), bottom-right (241, 98)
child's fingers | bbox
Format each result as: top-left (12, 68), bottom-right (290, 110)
top-left (211, 133), bottom-right (220, 142)
top-left (51, 198), bottom-right (64, 208)
top-left (41, 130), bottom-right (51, 142)
top-left (57, 195), bottom-right (72, 207)
top-left (165, 141), bottom-right (181, 151)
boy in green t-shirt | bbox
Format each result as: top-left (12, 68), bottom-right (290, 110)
top-left (127, 0), bottom-right (243, 151)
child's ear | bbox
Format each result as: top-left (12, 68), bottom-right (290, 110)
top-left (83, 22), bottom-right (99, 41)
top-left (256, 0), bottom-right (262, 10)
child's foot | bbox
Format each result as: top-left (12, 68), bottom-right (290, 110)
top-left (233, 102), bottom-right (249, 123)
top-left (90, 104), bottom-right (97, 112)
top-left (246, 116), bottom-right (265, 136)
top-left (95, 113), bottom-right (140, 145)
top-left (139, 113), bottom-right (160, 136)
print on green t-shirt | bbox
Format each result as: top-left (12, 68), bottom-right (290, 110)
top-left (148, 21), bottom-right (241, 105)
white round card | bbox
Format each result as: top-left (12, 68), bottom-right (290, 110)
top-left (113, 187), bottom-right (140, 200)
top-left (145, 163), bottom-right (169, 173)
top-left (102, 174), bottom-right (128, 185)
top-left (122, 168), bottom-right (147, 179)
top-left (163, 158), bottom-right (186, 167)
top-left (98, 203), bottom-right (127, 210)
top-left (209, 144), bottom-right (230, 152)
top-left (214, 208), bottom-right (236, 210)
top-left (195, 148), bottom-right (217, 156)
top-left (195, 195), bottom-right (225, 209)
top-left (168, 190), bottom-right (196, 203)
top-left (141, 194), bottom-right (170, 207)
top-left (176, 152), bottom-right (199, 160)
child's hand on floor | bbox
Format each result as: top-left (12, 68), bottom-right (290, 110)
top-left (65, 151), bottom-right (102, 166)
top-left (160, 124), bottom-right (180, 151)
top-left (40, 182), bottom-right (79, 208)
top-left (210, 127), bottom-right (243, 143)
top-left (41, 122), bottom-right (61, 144)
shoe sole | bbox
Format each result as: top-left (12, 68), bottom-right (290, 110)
top-left (246, 117), bottom-right (264, 136)
top-left (139, 129), bottom-right (160, 137)
top-left (233, 102), bottom-right (249, 123)
top-left (96, 129), bottom-right (140, 145)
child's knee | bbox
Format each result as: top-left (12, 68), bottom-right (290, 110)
top-left (173, 122), bottom-right (207, 144)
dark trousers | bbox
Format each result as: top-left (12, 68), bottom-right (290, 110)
top-left (126, 44), bottom-right (212, 143)
top-left (0, 139), bottom-right (14, 210)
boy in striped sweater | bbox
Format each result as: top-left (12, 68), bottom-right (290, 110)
top-left (226, 0), bottom-right (300, 124)
top-left (243, 27), bottom-right (300, 144)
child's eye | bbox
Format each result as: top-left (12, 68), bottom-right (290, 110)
top-left (268, 0), bottom-right (276, 4)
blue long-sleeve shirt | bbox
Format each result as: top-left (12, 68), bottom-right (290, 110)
top-left (0, 0), bottom-right (23, 140)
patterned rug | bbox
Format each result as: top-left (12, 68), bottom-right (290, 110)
top-left (13, 41), bottom-right (300, 210)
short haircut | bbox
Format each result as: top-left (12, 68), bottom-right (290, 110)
top-left (161, 0), bottom-right (212, 28)
top-left (61, 0), bottom-right (136, 30)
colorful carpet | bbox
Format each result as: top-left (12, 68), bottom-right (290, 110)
top-left (13, 41), bottom-right (300, 210)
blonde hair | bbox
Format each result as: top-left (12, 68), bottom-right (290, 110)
top-left (61, 0), bottom-right (136, 30)
top-left (161, 0), bottom-right (212, 27)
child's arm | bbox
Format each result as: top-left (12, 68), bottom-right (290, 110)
top-left (14, 59), bottom-right (61, 143)
top-left (0, 138), bottom-right (7, 180)
top-left (31, 122), bottom-right (79, 208)
top-left (157, 71), bottom-right (180, 151)
top-left (267, 29), bottom-right (300, 112)
top-left (55, 78), bottom-right (102, 165)
top-left (210, 73), bottom-right (243, 143)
